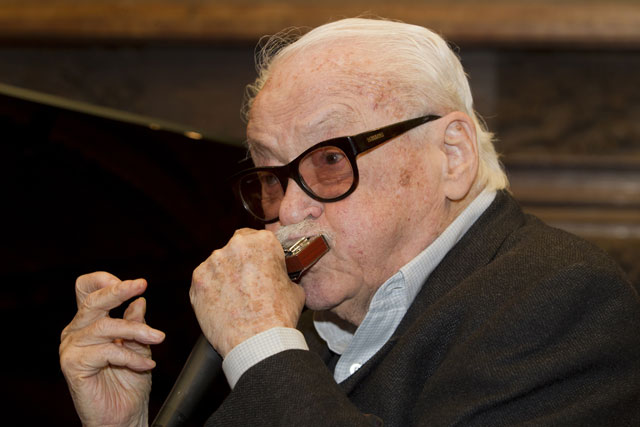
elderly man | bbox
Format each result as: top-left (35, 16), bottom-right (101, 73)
top-left (60, 18), bottom-right (640, 426)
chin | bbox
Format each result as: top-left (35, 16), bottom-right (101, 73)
top-left (299, 273), bottom-right (342, 312)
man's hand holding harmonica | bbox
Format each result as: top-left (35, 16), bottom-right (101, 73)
top-left (190, 228), bottom-right (306, 358)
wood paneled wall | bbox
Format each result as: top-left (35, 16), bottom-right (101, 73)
top-left (1, 1), bottom-right (637, 278)
top-left (1, 1), bottom-right (637, 283)
top-left (1, 0), bottom-right (640, 46)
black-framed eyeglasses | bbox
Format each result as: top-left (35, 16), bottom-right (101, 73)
top-left (231, 114), bottom-right (441, 223)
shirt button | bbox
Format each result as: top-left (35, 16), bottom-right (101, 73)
top-left (349, 363), bottom-right (362, 374)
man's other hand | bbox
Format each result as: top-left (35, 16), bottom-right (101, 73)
top-left (59, 272), bottom-right (165, 427)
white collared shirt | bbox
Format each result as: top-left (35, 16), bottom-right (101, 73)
top-left (223, 190), bottom-right (497, 387)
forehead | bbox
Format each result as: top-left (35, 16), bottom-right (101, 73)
top-left (247, 43), bottom-right (405, 161)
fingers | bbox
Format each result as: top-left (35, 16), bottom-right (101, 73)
top-left (123, 297), bottom-right (147, 324)
top-left (69, 279), bottom-right (148, 334)
top-left (226, 228), bottom-right (282, 253)
top-left (73, 317), bottom-right (165, 347)
top-left (82, 278), bottom-right (147, 313)
top-left (60, 314), bottom-right (163, 378)
top-left (75, 271), bottom-right (121, 308)
top-left (62, 341), bottom-right (157, 374)
top-left (190, 229), bottom-right (305, 357)
top-left (76, 272), bottom-right (147, 314)
top-left (120, 298), bottom-right (157, 354)
top-left (101, 343), bottom-right (156, 371)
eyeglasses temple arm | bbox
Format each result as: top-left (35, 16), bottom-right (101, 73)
top-left (350, 114), bottom-right (441, 155)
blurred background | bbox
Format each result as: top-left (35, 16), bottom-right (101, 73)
top-left (1, 1), bottom-right (638, 425)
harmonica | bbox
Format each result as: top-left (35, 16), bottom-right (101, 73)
top-left (284, 235), bottom-right (330, 281)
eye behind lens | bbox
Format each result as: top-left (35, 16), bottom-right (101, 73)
top-left (240, 171), bottom-right (284, 222)
top-left (299, 146), bottom-right (354, 199)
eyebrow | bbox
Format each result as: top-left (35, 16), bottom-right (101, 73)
top-left (246, 138), bottom-right (273, 164)
top-left (301, 106), bottom-right (362, 140)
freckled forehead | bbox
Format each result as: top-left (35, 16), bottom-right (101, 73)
top-left (247, 43), bottom-right (405, 159)
top-left (273, 47), bottom-right (392, 103)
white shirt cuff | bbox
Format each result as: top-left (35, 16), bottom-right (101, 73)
top-left (222, 327), bottom-right (309, 388)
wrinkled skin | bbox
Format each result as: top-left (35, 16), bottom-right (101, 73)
top-left (244, 43), bottom-right (479, 327)
top-left (59, 272), bottom-right (165, 427)
top-left (190, 228), bottom-right (306, 357)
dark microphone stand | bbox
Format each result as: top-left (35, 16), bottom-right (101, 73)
top-left (151, 334), bottom-right (222, 427)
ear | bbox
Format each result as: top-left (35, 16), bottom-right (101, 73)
top-left (440, 112), bottom-right (479, 201)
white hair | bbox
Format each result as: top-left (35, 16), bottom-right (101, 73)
top-left (244, 18), bottom-right (509, 191)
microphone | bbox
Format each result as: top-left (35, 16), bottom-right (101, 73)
top-left (151, 334), bottom-right (222, 427)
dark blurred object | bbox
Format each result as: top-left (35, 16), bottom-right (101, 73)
top-left (0, 83), bottom-right (245, 426)
top-left (152, 334), bottom-right (222, 427)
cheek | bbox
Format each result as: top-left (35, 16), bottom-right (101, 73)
top-left (398, 168), bottom-right (413, 187)
top-left (324, 193), bottom-right (390, 255)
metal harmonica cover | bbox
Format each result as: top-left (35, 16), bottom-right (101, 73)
top-left (284, 235), bottom-right (329, 281)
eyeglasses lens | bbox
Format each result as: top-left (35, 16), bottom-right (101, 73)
top-left (239, 171), bottom-right (284, 221)
top-left (299, 146), bottom-right (354, 199)
top-left (239, 145), bottom-right (354, 221)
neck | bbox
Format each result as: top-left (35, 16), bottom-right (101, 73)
top-left (439, 185), bottom-right (485, 233)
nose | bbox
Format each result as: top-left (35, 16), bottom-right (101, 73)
top-left (277, 179), bottom-right (324, 225)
